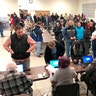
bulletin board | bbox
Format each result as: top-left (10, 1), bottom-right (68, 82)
top-left (82, 3), bottom-right (96, 18)
top-left (35, 10), bottom-right (50, 17)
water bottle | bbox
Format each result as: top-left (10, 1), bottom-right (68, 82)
top-left (78, 59), bottom-right (81, 69)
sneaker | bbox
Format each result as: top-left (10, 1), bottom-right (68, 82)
top-left (91, 90), bottom-right (96, 96)
top-left (1, 36), bottom-right (4, 37)
top-left (24, 68), bottom-right (31, 75)
top-left (37, 55), bottom-right (41, 57)
top-left (40, 53), bottom-right (43, 55)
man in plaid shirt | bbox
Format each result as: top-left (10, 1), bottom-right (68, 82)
top-left (0, 61), bottom-right (33, 96)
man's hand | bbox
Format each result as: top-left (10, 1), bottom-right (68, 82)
top-left (70, 37), bottom-right (76, 40)
top-left (26, 51), bottom-right (30, 53)
top-left (9, 49), bottom-right (14, 54)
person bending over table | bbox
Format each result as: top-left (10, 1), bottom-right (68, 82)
top-left (3, 25), bottom-right (36, 71)
top-left (0, 61), bottom-right (33, 96)
top-left (71, 40), bottom-right (85, 64)
top-left (44, 40), bottom-right (65, 65)
top-left (48, 56), bottom-right (77, 96)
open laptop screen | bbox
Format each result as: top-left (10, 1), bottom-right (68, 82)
top-left (50, 60), bottom-right (59, 68)
top-left (82, 55), bottom-right (93, 64)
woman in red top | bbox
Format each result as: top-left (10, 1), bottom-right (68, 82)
top-left (10, 14), bottom-right (14, 34)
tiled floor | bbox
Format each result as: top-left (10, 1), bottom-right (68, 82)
top-left (0, 29), bottom-right (93, 96)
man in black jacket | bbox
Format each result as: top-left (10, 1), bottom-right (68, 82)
top-left (3, 25), bottom-right (36, 71)
top-left (44, 40), bottom-right (65, 64)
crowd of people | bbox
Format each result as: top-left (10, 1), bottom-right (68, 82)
top-left (1, 11), bottom-right (96, 96)
top-left (5, 12), bottom-right (96, 62)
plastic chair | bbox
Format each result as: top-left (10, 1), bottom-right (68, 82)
top-left (53, 83), bottom-right (80, 96)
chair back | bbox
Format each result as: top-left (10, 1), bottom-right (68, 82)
top-left (55, 83), bottom-right (80, 96)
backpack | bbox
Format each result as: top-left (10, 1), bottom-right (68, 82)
top-left (32, 26), bottom-right (42, 37)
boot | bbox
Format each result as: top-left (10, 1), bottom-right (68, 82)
top-left (10, 32), bottom-right (12, 35)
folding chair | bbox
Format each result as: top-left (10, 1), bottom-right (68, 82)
top-left (53, 83), bottom-right (80, 96)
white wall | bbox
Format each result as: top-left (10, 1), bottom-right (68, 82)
top-left (0, 0), bottom-right (19, 17)
top-left (1, 0), bottom-right (87, 18)
top-left (18, 0), bottom-right (78, 15)
top-left (2, 0), bottom-right (96, 19)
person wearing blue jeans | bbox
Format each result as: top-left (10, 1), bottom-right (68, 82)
top-left (63, 19), bottom-right (76, 58)
top-left (0, 22), bottom-right (4, 37)
top-left (92, 39), bottom-right (96, 58)
top-left (30, 21), bottom-right (43, 57)
top-left (65, 39), bottom-right (74, 58)
top-left (90, 30), bottom-right (96, 58)
top-left (36, 41), bottom-right (42, 56)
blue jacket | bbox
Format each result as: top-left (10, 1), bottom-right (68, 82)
top-left (30, 26), bottom-right (43, 42)
top-left (75, 26), bottom-right (84, 40)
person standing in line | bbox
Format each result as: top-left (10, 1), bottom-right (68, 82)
top-left (0, 21), bottom-right (4, 37)
top-left (3, 25), bottom-right (36, 71)
top-left (63, 19), bottom-right (76, 58)
top-left (75, 22), bottom-right (84, 40)
top-left (7, 14), bottom-right (11, 26)
top-left (24, 18), bottom-right (33, 34)
top-left (53, 21), bottom-right (62, 42)
top-left (83, 23), bottom-right (91, 56)
top-left (90, 24), bottom-right (96, 58)
top-left (13, 13), bottom-right (20, 27)
top-left (27, 13), bottom-right (33, 23)
top-left (30, 21), bottom-right (43, 57)
top-left (0, 61), bottom-right (33, 96)
top-left (33, 14), bottom-right (37, 23)
top-left (10, 14), bottom-right (14, 35)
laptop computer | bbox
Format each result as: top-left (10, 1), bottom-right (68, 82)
top-left (82, 55), bottom-right (93, 66)
top-left (50, 60), bottom-right (59, 68)
top-left (0, 64), bottom-right (24, 72)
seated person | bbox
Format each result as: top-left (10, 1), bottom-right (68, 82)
top-left (71, 40), bottom-right (85, 64)
top-left (49, 56), bottom-right (77, 95)
top-left (81, 59), bottom-right (96, 96)
top-left (0, 61), bottom-right (33, 96)
top-left (44, 40), bottom-right (65, 64)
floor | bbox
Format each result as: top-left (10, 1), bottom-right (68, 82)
top-left (0, 29), bottom-right (93, 96)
